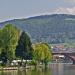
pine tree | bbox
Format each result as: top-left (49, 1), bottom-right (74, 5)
top-left (15, 31), bottom-right (33, 66)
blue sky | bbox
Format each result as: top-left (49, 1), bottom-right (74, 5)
top-left (0, 0), bottom-right (75, 22)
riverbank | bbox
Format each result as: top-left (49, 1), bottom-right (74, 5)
top-left (0, 65), bottom-right (37, 71)
top-left (0, 64), bottom-right (45, 71)
top-left (0, 67), bottom-right (18, 70)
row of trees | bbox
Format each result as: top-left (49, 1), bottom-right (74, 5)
top-left (0, 24), bottom-right (52, 67)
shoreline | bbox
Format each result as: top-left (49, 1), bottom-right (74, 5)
top-left (0, 67), bottom-right (18, 70)
top-left (0, 66), bottom-right (34, 71)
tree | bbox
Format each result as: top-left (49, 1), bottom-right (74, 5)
top-left (0, 24), bottom-right (20, 65)
top-left (0, 49), bottom-right (7, 65)
top-left (15, 31), bottom-right (33, 66)
top-left (32, 43), bottom-right (52, 68)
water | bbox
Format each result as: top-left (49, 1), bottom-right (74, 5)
top-left (0, 63), bottom-right (75, 75)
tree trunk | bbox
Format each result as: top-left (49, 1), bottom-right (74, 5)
top-left (24, 60), bottom-right (27, 68)
top-left (20, 58), bottom-right (23, 66)
top-left (44, 62), bottom-right (48, 70)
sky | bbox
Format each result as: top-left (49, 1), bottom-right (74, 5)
top-left (0, 0), bottom-right (75, 22)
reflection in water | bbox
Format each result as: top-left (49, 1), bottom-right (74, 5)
top-left (30, 68), bottom-right (52, 75)
top-left (50, 63), bottom-right (64, 75)
top-left (0, 68), bottom-right (52, 75)
top-left (0, 70), bottom-right (17, 75)
top-left (50, 63), bottom-right (75, 75)
top-left (0, 63), bottom-right (75, 75)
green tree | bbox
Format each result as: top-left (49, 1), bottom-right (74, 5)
top-left (0, 24), bottom-right (20, 65)
top-left (15, 31), bottom-right (33, 66)
top-left (32, 43), bottom-right (52, 68)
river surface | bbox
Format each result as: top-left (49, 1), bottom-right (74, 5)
top-left (0, 63), bottom-right (75, 75)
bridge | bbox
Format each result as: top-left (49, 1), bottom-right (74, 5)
top-left (52, 52), bottom-right (75, 64)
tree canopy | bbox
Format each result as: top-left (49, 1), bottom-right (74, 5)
top-left (32, 43), bottom-right (52, 65)
top-left (15, 31), bottom-right (33, 60)
top-left (0, 24), bottom-right (20, 64)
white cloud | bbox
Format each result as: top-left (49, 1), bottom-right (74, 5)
top-left (53, 7), bottom-right (75, 15)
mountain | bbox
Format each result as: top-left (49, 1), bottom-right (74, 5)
top-left (0, 14), bottom-right (75, 44)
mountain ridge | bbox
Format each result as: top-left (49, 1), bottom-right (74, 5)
top-left (0, 14), bottom-right (75, 44)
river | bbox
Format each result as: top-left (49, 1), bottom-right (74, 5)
top-left (0, 63), bottom-right (75, 75)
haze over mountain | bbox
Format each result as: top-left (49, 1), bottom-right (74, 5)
top-left (0, 14), bottom-right (75, 44)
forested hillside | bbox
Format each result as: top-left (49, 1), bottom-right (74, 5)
top-left (0, 14), bottom-right (75, 44)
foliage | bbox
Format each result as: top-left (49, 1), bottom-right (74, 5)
top-left (32, 43), bottom-right (52, 65)
top-left (0, 49), bottom-right (7, 65)
top-left (0, 24), bottom-right (20, 64)
top-left (15, 31), bottom-right (33, 60)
